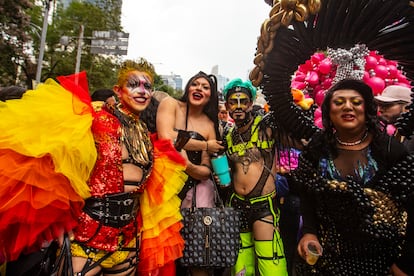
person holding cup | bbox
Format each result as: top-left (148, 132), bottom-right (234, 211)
top-left (295, 79), bottom-right (412, 275)
top-left (300, 240), bottom-right (323, 266)
top-left (222, 78), bottom-right (288, 275)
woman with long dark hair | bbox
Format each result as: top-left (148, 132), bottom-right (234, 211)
top-left (157, 71), bottom-right (224, 276)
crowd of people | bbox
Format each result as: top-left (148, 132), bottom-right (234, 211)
top-left (2, 68), bottom-right (413, 276)
top-left (1, 66), bottom-right (414, 276)
top-left (1, 1), bottom-right (414, 276)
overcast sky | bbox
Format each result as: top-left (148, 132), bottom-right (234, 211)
top-left (121, 0), bottom-right (270, 84)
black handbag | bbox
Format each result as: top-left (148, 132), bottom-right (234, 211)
top-left (180, 176), bottom-right (240, 268)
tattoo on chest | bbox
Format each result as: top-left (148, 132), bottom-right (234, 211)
top-left (232, 127), bottom-right (252, 174)
top-left (241, 157), bottom-right (252, 174)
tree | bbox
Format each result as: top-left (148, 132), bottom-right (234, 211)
top-left (153, 74), bottom-right (183, 98)
top-left (1, 0), bottom-right (182, 95)
top-left (0, 0), bottom-right (34, 87)
top-left (39, 1), bottom-right (121, 91)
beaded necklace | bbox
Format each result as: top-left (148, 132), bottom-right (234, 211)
top-left (335, 131), bottom-right (368, 146)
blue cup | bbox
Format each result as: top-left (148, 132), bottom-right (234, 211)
top-left (211, 154), bottom-right (231, 186)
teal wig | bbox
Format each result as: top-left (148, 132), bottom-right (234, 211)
top-left (223, 78), bottom-right (257, 101)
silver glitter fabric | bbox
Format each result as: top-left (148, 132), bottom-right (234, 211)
top-left (328, 44), bottom-right (369, 85)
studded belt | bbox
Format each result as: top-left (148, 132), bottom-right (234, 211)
top-left (83, 192), bottom-right (140, 228)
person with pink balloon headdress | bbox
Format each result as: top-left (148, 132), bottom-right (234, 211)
top-left (251, 0), bottom-right (414, 275)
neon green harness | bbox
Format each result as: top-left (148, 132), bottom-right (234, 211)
top-left (226, 115), bottom-right (274, 156)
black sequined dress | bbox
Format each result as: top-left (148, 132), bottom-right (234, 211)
top-left (294, 133), bottom-right (414, 275)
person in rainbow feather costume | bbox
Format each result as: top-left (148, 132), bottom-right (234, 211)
top-left (0, 72), bottom-right (97, 275)
top-left (0, 59), bottom-right (187, 275)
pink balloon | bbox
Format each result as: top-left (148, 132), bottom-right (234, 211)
top-left (319, 58), bottom-right (332, 75)
top-left (314, 107), bottom-right (322, 119)
top-left (291, 81), bottom-right (307, 90)
top-left (365, 56), bottom-right (378, 70)
top-left (387, 60), bottom-right (398, 66)
top-left (313, 85), bottom-right (322, 96)
top-left (311, 53), bottom-right (323, 65)
top-left (305, 71), bottom-right (320, 86)
top-left (369, 51), bottom-right (381, 59)
top-left (315, 89), bottom-right (326, 106)
top-left (374, 64), bottom-right (389, 79)
top-left (304, 60), bottom-right (313, 71)
top-left (298, 64), bottom-right (311, 73)
top-left (316, 52), bottom-right (326, 60)
top-left (387, 65), bottom-right (398, 78)
top-left (378, 57), bottom-right (387, 66)
top-left (397, 72), bottom-right (408, 83)
top-left (363, 71), bottom-right (370, 82)
top-left (315, 83), bottom-right (322, 90)
top-left (314, 117), bottom-right (323, 128)
top-left (366, 76), bottom-right (385, 95)
top-left (322, 78), bottom-right (333, 89)
top-left (293, 73), bottom-right (306, 82)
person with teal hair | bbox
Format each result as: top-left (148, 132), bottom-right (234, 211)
top-left (222, 78), bottom-right (288, 275)
top-left (222, 78), bottom-right (257, 101)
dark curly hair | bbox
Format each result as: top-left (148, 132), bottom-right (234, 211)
top-left (140, 97), bottom-right (160, 133)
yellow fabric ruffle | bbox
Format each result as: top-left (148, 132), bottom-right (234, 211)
top-left (0, 79), bottom-right (96, 198)
top-left (140, 156), bottom-right (187, 236)
top-left (139, 137), bottom-right (187, 273)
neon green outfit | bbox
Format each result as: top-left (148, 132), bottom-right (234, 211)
top-left (225, 114), bottom-right (288, 276)
top-left (229, 192), bottom-right (287, 276)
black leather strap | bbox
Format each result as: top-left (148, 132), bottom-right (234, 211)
top-left (83, 192), bottom-right (140, 228)
top-left (245, 151), bottom-right (274, 199)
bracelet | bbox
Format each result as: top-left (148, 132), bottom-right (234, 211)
top-left (205, 141), bottom-right (209, 151)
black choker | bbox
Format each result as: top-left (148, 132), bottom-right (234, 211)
top-left (336, 131), bottom-right (368, 146)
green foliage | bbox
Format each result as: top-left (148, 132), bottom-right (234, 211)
top-left (38, 1), bottom-right (122, 92)
top-left (1, 0), bottom-right (123, 91)
top-left (0, 0), bottom-right (183, 95)
top-left (0, 0), bottom-right (33, 87)
top-left (153, 74), bottom-right (182, 98)
top-left (87, 56), bottom-right (121, 92)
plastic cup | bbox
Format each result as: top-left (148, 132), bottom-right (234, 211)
top-left (306, 243), bottom-right (322, 265)
top-left (211, 154), bottom-right (231, 186)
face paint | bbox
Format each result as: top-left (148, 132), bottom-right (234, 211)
top-left (227, 92), bottom-right (251, 111)
top-left (125, 74), bottom-right (153, 97)
top-left (115, 71), bottom-right (153, 115)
